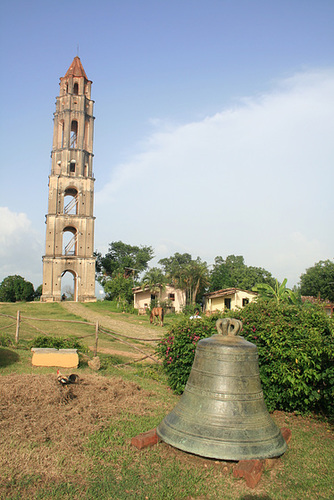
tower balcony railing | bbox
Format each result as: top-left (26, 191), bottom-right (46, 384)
top-left (70, 135), bottom-right (77, 148)
top-left (64, 194), bottom-right (79, 214)
top-left (64, 234), bottom-right (78, 256)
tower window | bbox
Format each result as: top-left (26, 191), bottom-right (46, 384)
top-left (58, 120), bottom-right (64, 148)
top-left (64, 187), bottom-right (78, 214)
top-left (73, 82), bottom-right (79, 95)
top-left (63, 226), bottom-right (77, 256)
top-left (70, 162), bottom-right (76, 173)
top-left (84, 120), bottom-right (89, 150)
top-left (70, 120), bottom-right (78, 148)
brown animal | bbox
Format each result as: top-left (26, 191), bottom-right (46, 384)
top-left (150, 307), bottom-right (164, 327)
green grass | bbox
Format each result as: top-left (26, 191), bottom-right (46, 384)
top-left (0, 301), bottom-right (172, 363)
top-left (0, 302), bottom-right (133, 356)
top-left (0, 301), bottom-right (87, 319)
top-left (82, 300), bottom-right (179, 330)
top-left (0, 302), bottom-right (94, 345)
top-left (3, 406), bottom-right (332, 500)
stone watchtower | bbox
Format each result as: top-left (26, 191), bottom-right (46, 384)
top-left (41, 57), bottom-right (96, 302)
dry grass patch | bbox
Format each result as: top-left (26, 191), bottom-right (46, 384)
top-left (0, 373), bottom-right (160, 490)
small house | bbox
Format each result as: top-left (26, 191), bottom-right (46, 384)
top-left (133, 285), bottom-right (186, 314)
top-left (203, 288), bottom-right (257, 314)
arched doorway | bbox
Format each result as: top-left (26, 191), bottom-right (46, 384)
top-left (61, 270), bottom-right (77, 301)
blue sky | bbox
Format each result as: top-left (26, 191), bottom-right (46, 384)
top-left (0, 0), bottom-right (333, 290)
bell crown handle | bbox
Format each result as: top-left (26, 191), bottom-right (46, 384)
top-left (216, 318), bottom-right (243, 336)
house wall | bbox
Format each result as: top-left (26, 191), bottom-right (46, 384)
top-left (134, 290), bottom-right (151, 310)
top-left (204, 290), bottom-right (257, 312)
top-left (133, 285), bottom-right (186, 313)
top-left (171, 287), bottom-right (186, 312)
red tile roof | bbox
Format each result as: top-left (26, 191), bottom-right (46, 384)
top-left (62, 56), bottom-right (89, 80)
top-left (203, 287), bottom-right (257, 298)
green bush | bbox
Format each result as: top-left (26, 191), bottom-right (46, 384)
top-left (156, 316), bottom-right (218, 394)
top-left (0, 333), bottom-right (14, 347)
top-left (0, 275), bottom-right (35, 302)
top-left (30, 335), bottom-right (87, 352)
top-left (182, 304), bottom-right (203, 316)
top-left (156, 302), bottom-right (334, 415)
top-left (233, 301), bottom-right (334, 415)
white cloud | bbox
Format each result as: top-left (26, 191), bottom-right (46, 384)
top-left (95, 68), bottom-right (334, 286)
top-left (0, 207), bottom-right (44, 287)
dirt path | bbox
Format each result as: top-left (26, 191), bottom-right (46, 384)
top-left (61, 302), bottom-right (163, 362)
top-left (60, 301), bottom-right (163, 341)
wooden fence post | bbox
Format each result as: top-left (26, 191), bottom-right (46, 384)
top-left (94, 321), bottom-right (99, 357)
top-left (15, 310), bottom-right (20, 344)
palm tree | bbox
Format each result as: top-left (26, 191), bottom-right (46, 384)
top-left (185, 259), bottom-right (210, 305)
top-left (141, 267), bottom-right (167, 304)
top-left (158, 253), bottom-right (209, 305)
top-left (253, 278), bottom-right (296, 304)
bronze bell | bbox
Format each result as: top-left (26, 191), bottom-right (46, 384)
top-left (157, 318), bottom-right (287, 461)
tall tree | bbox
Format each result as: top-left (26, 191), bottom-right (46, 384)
top-left (300, 260), bottom-right (334, 302)
top-left (209, 256), bottom-right (233, 290)
top-left (159, 253), bottom-right (192, 281)
top-left (159, 253), bottom-right (209, 305)
top-left (0, 275), bottom-right (35, 302)
top-left (185, 258), bottom-right (210, 305)
top-left (209, 255), bottom-right (276, 291)
top-left (96, 241), bottom-right (154, 280)
top-left (96, 241), bottom-right (154, 305)
top-left (141, 267), bottom-right (167, 299)
top-left (103, 272), bottom-right (134, 305)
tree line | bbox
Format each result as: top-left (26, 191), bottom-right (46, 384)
top-left (1, 241), bottom-right (333, 304)
top-left (95, 241), bottom-right (334, 308)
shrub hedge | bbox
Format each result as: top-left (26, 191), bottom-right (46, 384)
top-left (156, 316), bottom-right (218, 395)
top-left (156, 302), bottom-right (334, 415)
top-left (30, 335), bottom-right (86, 352)
top-left (235, 301), bottom-right (334, 415)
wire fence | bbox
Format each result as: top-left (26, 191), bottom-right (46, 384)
top-left (0, 312), bottom-right (161, 366)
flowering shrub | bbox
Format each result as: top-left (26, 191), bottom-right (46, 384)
top-left (233, 301), bottom-right (334, 415)
top-left (157, 302), bottom-right (334, 415)
top-left (156, 316), bottom-right (218, 394)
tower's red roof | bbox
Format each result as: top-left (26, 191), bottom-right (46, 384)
top-left (62, 56), bottom-right (89, 80)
